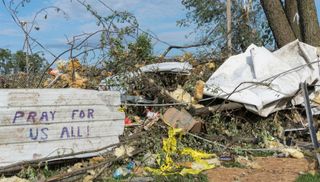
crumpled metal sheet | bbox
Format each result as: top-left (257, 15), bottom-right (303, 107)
top-left (204, 40), bottom-right (320, 117)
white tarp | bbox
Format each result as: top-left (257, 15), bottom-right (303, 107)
top-left (204, 40), bottom-right (320, 117)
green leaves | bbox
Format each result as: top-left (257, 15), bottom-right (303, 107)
top-left (179, 0), bottom-right (275, 54)
top-left (0, 49), bottom-right (47, 74)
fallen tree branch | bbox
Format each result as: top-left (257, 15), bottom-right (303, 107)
top-left (46, 148), bottom-right (146, 182)
top-left (192, 102), bottom-right (243, 116)
top-left (161, 41), bottom-right (214, 57)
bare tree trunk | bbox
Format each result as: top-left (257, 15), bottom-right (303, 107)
top-left (226, 0), bottom-right (232, 56)
top-left (285, 0), bottom-right (302, 40)
top-left (297, 0), bottom-right (320, 46)
top-left (260, 0), bottom-right (296, 48)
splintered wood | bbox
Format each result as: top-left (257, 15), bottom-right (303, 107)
top-left (0, 89), bottom-right (125, 166)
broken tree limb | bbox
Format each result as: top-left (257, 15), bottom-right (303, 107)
top-left (161, 39), bottom-right (216, 57)
top-left (46, 74), bottom-right (62, 88)
top-left (192, 102), bottom-right (243, 116)
top-left (301, 82), bottom-right (320, 166)
top-left (46, 148), bottom-right (146, 182)
top-left (187, 132), bottom-right (226, 151)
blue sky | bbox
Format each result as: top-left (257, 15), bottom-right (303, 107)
top-left (0, 0), bottom-right (320, 62)
top-left (0, 0), bottom-right (197, 62)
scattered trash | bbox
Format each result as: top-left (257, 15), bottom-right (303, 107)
top-left (125, 117), bottom-right (133, 125)
top-left (219, 155), bottom-right (233, 161)
top-left (168, 86), bottom-right (194, 104)
top-left (280, 148), bottom-right (304, 159)
top-left (162, 108), bottom-right (202, 133)
top-left (114, 145), bottom-right (135, 158)
top-left (144, 109), bottom-right (160, 130)
top-left (113, 167), bottom-right (131, 179)
top-left (113, 161), bottom-right (136, 179)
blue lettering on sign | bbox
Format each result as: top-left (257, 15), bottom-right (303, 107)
top-left (40, 112), bottom-right (48, 122)
top-left (49, 111), bottom-right (56, 120)
top-left (13, 109), bottom-right (94, 124)
top-left (60, 126), bottom-right (88, 139)
top-left (29, 127), bottom-right (49, 141)
top-left (12, 111), bottom-right (57, 123)
top-left (29, 128), bottom-right (38, 140)
top-left (27, 112), bottom-right (37, 122)
top-left (13, 109), bottom-right (94, 141)
top-left (71, 109), bottom-right (95, 119)
top-left (60, 127), bottom-right (70, 138)
top-left (41, 128), bottom-right (49, 140)
top-left (13, 111), bottom-right (24, 123)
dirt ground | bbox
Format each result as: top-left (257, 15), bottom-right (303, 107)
top-left (206, 157), bottom-right (316, 182)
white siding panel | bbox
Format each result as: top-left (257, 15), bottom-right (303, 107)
top-left (0, 89), bottom-right (125, 166)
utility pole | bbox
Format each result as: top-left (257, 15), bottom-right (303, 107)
top-left (226, 0), bottom-right (232, 57)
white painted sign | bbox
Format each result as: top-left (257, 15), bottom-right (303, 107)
top-left (0, 89), bottom-right (125, 166)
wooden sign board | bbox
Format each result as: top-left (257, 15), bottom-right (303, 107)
top-left (0, 89), bottom-right (125, 166)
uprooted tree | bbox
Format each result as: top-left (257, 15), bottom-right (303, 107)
top-left (260, 0), bottom-right (320, 47)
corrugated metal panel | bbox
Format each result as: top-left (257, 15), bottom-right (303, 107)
top-left (0, 89), bottom-right (125, 166)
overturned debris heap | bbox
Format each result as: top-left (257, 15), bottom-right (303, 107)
top-left (1, 40), bottom-right (320, 181)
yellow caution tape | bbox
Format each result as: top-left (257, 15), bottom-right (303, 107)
top-left (145, 127), bottom-right (215, 176)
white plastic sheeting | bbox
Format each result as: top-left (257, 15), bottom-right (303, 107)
top-left (99, 62), bottom-right (193, 102)
top-left (204, 40), bottom-right (320, 117)
top-left (140, 62), bottom-right (192, 74)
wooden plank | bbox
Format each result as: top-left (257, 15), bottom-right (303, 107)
top-left (0, 106), bottom-right (123, 126)
top-left (0, 120), bottom-right (123, 144)
top-left (0, 136), bottom-right (119, 166)
top-left (0, 89), bottom-right (125, 166)
top-left (0, 89), bottom-right (121, 107)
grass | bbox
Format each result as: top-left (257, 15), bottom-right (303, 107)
top-left (296, 173), bottom-right (320, 182)
top-left (153, 173), bottom-right (208, 182)
top-left (102, 173), bottom-right (208, 182)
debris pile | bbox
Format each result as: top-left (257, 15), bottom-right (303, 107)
top-left (2, 40), bottom-right (320, 181)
